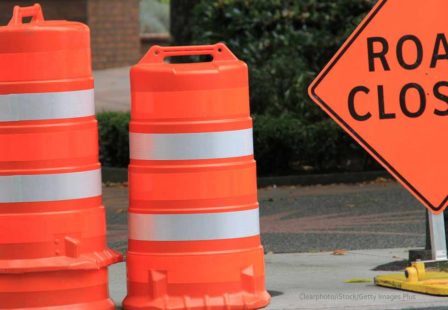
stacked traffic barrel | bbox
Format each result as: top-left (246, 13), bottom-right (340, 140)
top-left (125, 44), bottom-right (270, 309)
top-left (0, 5), bottom-right (121, 309)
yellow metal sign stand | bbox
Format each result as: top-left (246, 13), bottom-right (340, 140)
top-left (375, 211), bottom-right (448, 295)
top-left (375, 262), bottom-right (448, 296)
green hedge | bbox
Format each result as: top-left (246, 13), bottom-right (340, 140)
top-left (97, 112), bottom-right (130, 168)
top-left (97, 112), bottom-right (379, 175)
top-left (253, 115), bottom-right (379, 175)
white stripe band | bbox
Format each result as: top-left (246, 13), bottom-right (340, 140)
top-left (0, 89), bottom-right (95, 122)
top-left (0, 169), bottom-right (102, 203)
top-left (130, 128), bottom-right (254, 160)
top-left (129, 208), bottom-right (260, 241)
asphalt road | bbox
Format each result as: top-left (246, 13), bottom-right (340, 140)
top-left (104, 179), bottom-right (427, 254)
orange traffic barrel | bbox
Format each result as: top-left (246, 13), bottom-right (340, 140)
top-left (0, 4), bottom-right (121, 309)
top-left (124, 44), bottom-right (270, 309)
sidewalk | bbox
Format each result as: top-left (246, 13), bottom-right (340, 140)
top-left (103, 177), bottom-right (432, 309)
top-left (94, 67), bottom-right (131, 112)
top-left (109, 248), bottom-right (448, 310)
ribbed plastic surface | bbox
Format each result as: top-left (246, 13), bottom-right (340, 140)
top-left (125, 43), bottom-right (270, 310)
top-left (0, 4), bottom-right (121, 309)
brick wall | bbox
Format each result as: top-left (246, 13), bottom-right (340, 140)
top-left (87, 0), bottom-right (140, 69)
top-left (0, 0), bottom-right (140, 69)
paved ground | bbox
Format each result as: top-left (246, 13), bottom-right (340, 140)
top-left (94, 67), bottom-right (428, 255)
top-left (95, 67), bottom-right (435, 310)
top-left (109, 248), bottom-right (448, 310)
top-left (94, 67), bottom-right (131, 112)
top-left (103, 178), bottom-right (435, 309)
top-left (104, 178), bottom-right (427, 254)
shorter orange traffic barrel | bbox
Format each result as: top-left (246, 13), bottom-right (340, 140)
top-left (0, 4), bottom-right (121, 309)
top-left (124, 43), bottom-right (270, 309)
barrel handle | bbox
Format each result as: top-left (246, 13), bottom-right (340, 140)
top-left (139, 43), bottom-right (238, 64)
top-left (8, 4), bottom-right (44, 26)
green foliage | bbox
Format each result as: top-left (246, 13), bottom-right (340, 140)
top-left (186, 0), bottom-right (379, 174)
top-left (97, 112), bottom-right (130, 168)
top-left (191, 0), bottom-right (374, 116)
top-left (253, 115), bottom-right (377, 175)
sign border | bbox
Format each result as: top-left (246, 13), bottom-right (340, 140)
top-left (308, 0), bottom-right (448, 213)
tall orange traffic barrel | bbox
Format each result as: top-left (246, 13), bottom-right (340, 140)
top-left (0, 4), bottom-right (121, 309)
top-left (125, 43), bottom-right (270, 309)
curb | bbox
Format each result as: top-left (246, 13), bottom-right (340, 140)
top-left (257, 170), bottom-right (390, 187)
top-left (102, 167), bottom-right (391, 187)
top-left (102, 167), bottom-right (128, 183)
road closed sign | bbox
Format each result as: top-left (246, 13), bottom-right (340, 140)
top-left (309, 0), bottom-right (448, 213)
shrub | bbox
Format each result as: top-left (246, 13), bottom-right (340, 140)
top-left (97, 112), bottom-right (130, 168)
top-left (253, 115), bottom-right (378, 175)
top-left (190, 0), bottom-right (374, 117)
top-left (184, 0), bottom-right (379, 174)
top-left (96, 111), bottom-right (378, 174)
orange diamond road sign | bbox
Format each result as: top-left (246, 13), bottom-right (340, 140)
top-left (309, 0), bottom-right (448, 213)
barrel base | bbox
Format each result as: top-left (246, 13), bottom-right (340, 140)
top-left (4, 299), bottom-right (116, 310)
top-left (0, 268), bottom-right (116, 309)
top-left (123, 291), bottom-right (270, 310)
top-left (124, 247), bottom-right (270, 310)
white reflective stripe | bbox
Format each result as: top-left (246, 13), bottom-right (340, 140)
top-left (130, 128), bottom-right (254, 160)
top-left (0, 169), bottom-right (102, 203)
top-left (129, 208), bottom-right (260, 241)
top-left (0, 89), bottom-right (94, 122)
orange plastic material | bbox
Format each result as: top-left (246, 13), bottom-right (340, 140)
top-left (0, 3), bottom-right (92, 93)
top-left (308, 0), bottom-right (448, 213)
top-left (0, 4), bottom-right (121, 309)
top-left (125, 43), bottom-right (270, 309)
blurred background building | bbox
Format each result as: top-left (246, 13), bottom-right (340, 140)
top-left (140, 0), bottom-right (170, 55)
